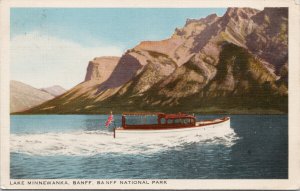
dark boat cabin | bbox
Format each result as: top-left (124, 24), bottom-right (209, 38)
top-left (121, 113), bottom-right (196, 130)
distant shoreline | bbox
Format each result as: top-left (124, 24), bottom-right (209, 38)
top-left (11, 109), bottom-right (287, 115)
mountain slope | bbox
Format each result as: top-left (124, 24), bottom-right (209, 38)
top-left (10, 80), bottom-right (55, 113)
top-left (41, 85), bottom-right (66, 97)
top-left (25, 7), bottom-right (288, 114)
top-left (23, 56), bottom-right (120, 113)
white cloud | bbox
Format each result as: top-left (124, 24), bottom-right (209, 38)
top-left (11, 32), bottom-right (123, 89)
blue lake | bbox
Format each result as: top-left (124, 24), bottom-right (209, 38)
top-left (10, 114), bottom-right (288, 179)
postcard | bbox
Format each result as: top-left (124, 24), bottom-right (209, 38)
top-left (1, 0), bottom-right (300, 189)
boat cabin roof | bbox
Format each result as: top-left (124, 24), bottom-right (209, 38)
top-left (122, 112), bottom-right (195, 119)
top-left (122, 112), bottom-right (161, 116)
top-left (158, 113), bottom-right (195, 119)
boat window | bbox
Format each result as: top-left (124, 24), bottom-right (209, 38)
top-left (173, 119), bottom-right (182, 124)
top-left (160, 118), bottom-right (166, 124)
top-left (183, 118), bottom-right (191, 124)
top-left (125, 115), bottom-right (158, 125)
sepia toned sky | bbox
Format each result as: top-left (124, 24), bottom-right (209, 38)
top-left (10, 8), bottom-right (226, 89)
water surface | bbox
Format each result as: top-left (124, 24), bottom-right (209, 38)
top-left (10, 114), bottom-right (288, 179)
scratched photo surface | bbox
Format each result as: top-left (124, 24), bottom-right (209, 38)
top-left (10, 7), bottom-right (288, 179)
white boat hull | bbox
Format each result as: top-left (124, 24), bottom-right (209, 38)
top-left (115, 117), bottom-right (230, 139)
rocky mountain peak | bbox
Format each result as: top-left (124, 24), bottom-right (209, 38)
top-left (251, 7), bottom-right (288, 26)
top-left (174, 13), bottom-right (220, 38)
top-left (84, 56), bottom-right (120, 82)
top-left (247, 7), bottom-right (288, 72)
top-left (263, 7), bottom-right (288, 18)
top-left (224, 7), bottom-right (259, 20)
top-left (185, 13), bottom-right (218, 26)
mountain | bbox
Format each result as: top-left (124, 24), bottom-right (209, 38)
top-left (24, 7), bottom-right (288, 114)
top-left (10, 80), bottom-right (55, 113)
top-left (19, 56), bottom-right (120, 113)
top-left (41, 85), bottom-right (66, 97)
top-left (84, 56), bottom-right (120, 83)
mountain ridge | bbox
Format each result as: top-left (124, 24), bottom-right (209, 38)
top-left (10, 80), bottom-right (55, 113)
top-left (21, 7), bottom-right (288, 114)
top-left (41, 85), bottom-right (66, 97)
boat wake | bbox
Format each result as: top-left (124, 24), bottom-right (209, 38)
top-left (10, 128), bottom-right (239, 156)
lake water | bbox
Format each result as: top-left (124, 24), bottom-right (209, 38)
top-left (10, 114), bottom-right (288, 179)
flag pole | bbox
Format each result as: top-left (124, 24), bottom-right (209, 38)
top-left (113, 127), bottom-right (116, 139)
top-left (111, 111), bottom-right (116, 138)
top-left (111, 110), bottom-right (116, 128)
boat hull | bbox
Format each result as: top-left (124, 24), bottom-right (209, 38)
top-left (115, 117), bottom-right (230, 139)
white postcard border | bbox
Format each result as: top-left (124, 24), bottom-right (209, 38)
top-left (1, 0), bottom-right (300, 189)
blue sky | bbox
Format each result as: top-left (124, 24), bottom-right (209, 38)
top-left (10, 8), bottom-right (226, 89)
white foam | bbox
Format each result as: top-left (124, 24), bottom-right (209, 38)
top-left (10, 127), bottom-right (238, 156)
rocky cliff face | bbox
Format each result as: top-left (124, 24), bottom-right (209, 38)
top-left (97, 54), bottom-right (143, 92)
top-left (25, 7), bottom-right (288, 114)
top-left (84, 56), bottom-right (120, 83)
top-left (246, 8), bottom-right (288, 72)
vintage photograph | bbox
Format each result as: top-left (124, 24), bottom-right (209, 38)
top-left (1, 0), bottom-right (299, 189)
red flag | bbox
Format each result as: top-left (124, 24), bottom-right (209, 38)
top-left (105, 112), bottom-right (114, 128)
